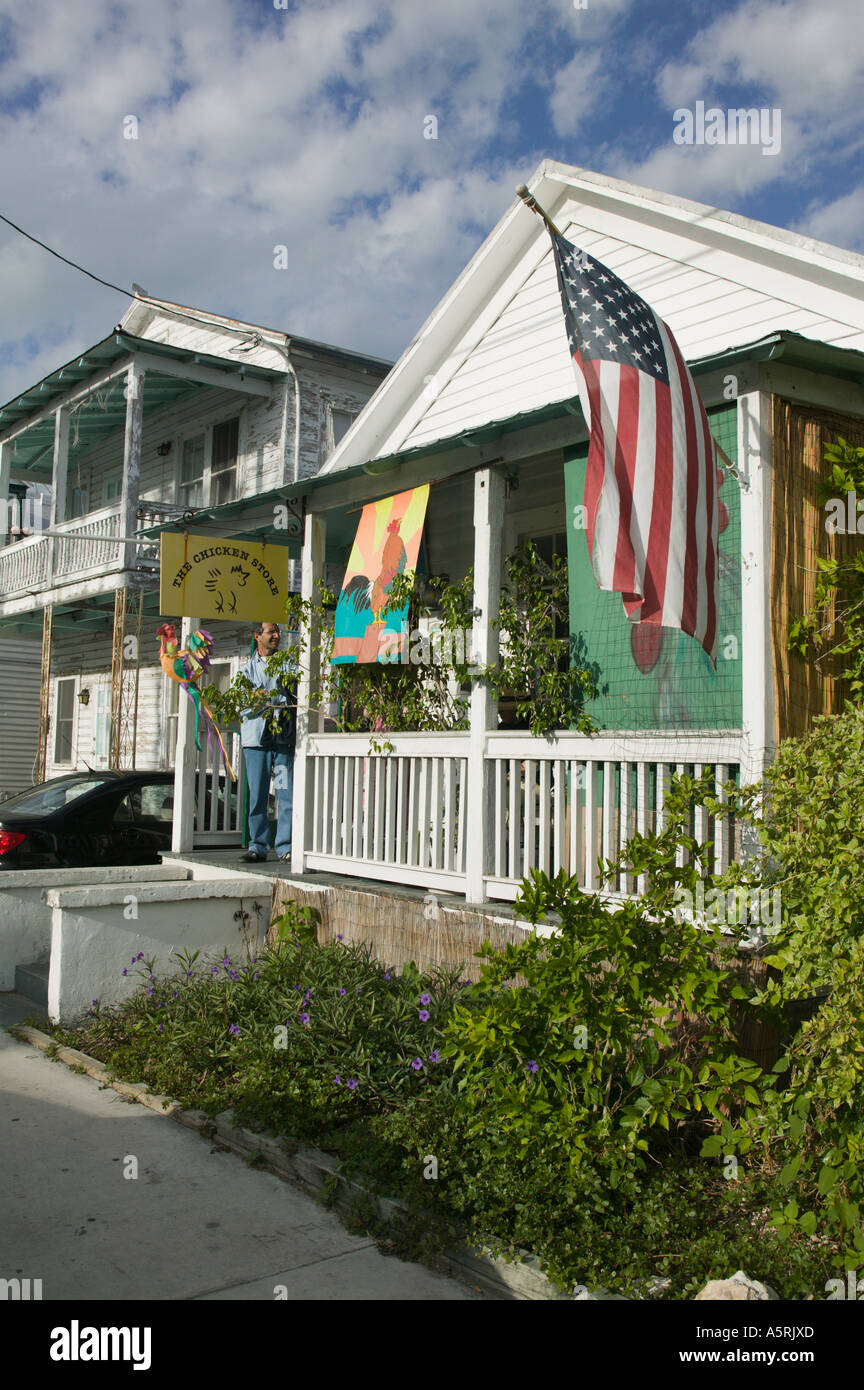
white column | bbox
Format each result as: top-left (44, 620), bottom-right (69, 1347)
top-left (48, 406), bottom-right (70, 585)
top-left (121, 362), bottom-right (144, 573)
top-left (0, 439), bottom-right (10, 546)
top-left (171, 615), bottom-right (199, 853)
top-left (465, 467), bottom-right (505, 901)
top-left (291, 509), bottom-right (326, 873)
top-left (737, 388), bottom-right (775, 790)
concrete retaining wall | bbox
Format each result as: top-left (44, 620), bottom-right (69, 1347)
top-left (46, 878), bottom-right (273, 1023)
top-left (0, 864), bottom-right (191, 990)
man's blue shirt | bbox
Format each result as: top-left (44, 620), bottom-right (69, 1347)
top-left (239, 646), bottom-right (298, 750)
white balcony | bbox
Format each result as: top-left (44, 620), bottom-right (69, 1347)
top-left (0, 506), bottom-right (124, 603)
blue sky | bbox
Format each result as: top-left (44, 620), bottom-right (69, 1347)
top-left (0, 0), bottom-right (861, 402)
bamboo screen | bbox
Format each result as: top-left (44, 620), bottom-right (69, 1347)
top-left (772, 397), bottom-right (864, 742)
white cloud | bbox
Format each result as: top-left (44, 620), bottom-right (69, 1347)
top-left (796, 186), bottom-right (864, 253)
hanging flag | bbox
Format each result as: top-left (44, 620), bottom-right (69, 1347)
top-left (332, 485), bottom-right (430, 664)
top-left (551, 233), bottom-right (719, 662)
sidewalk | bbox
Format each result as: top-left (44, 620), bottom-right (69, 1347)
top-left (0, 992), bottom-right (485, 1301)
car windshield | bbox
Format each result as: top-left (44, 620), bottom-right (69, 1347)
top-left (0, 777), bottom-right (113, 817)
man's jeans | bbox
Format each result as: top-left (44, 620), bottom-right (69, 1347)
top-left (244, 747), bottom-right (294, 857)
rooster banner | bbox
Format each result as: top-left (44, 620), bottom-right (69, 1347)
top-left (160, 533), bottom-right (292, 624)
top-left (332, 485), bottom-right (429, 664)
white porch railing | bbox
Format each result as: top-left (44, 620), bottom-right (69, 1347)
top-left (300, 730), bottom-right (742, 902)
top-left (193, 730), bottom-right (247, 845)
top-left (53, 507), bottom-right (123, 578)
top-left (0, 506), bottom-right (124, 598)
top-left (304, 733), bottom-right (470, 892)
top-left (0, 532), bottom-right (50, 595)
top-left (484, 731), bottom-right (741, 902)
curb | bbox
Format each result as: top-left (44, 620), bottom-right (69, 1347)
top-left (9, 1023), bottom-right (576, 1302)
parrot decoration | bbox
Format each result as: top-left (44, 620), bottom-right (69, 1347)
top-left (157, 623), bottom-right (236, 781)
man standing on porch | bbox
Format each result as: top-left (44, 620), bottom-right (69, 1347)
top-left (239, 621), bottom-right (297, 863)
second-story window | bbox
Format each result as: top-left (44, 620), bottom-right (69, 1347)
top-left (211, 418), bottom-right (239, 506)
top-left (177, 417), bottom-right (239, 511)
top-left (179, 434), bottom-right (206, 509)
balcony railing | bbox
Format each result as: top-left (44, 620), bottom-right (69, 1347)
top-left (0, 506), bottom-right (124, 600)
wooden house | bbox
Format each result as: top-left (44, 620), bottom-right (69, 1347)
top-left (0, 296), bottom-right (390, 820)
top-left (166, 161), bottom-right (864, 903)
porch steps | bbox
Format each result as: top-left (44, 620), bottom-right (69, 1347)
top-left (14, 960), bottom-right (49, 1008)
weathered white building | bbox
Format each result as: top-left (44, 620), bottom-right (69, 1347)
top-left (0, 297), bottom-right (390, 799)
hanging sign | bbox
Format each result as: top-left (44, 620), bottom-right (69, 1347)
top-left (160, 533), bottom-right (291, 623)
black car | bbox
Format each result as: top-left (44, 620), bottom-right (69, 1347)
top-left (0, 771), bottom-right (177, 871)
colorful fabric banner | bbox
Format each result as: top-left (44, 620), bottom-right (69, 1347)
top-left (160, 533), bottom-right (292, 623)
top-left (332, 486), bottom-right (430, 664)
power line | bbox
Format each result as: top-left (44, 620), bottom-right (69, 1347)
top-left (0, 209), bottom-right (141, 300)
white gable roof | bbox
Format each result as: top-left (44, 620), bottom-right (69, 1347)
top-left (323, 160), bottom-right (864, 474)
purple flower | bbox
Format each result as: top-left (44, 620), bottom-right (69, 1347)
top-left (228, 1024), bottom-right (241, 1037)
top-left (92, 999), bottom-right (98, 1008)
top-left (223, 956), bottom-right (230, 966)
top-left (334, 1075), bottom-right (342, 1085)
top-left (136, 953), bottom-right (144, 961)
top-left (158, 1002), bottom-right (164, 1010)
top-left (122, 968), bottom-right (128, 977)
top-left (294, 985), bottom-right (301, 992)
top-left (146, 986), bottom-right (153, 997)
top-left (356, 987), bottom-right (362, 994)
top-left (172, 990), bottom-right (178, 998)
top-left (338, 988), bottom-right (346, 996)
top-left (383, 972), bottom-right (391, 981)
top-left (418, 1009), bottom-right (430, 1022)
top-left (346, 1079), bottom-right (358, 1091)
top-left (230, 971), bottom-right (239, 981)
top-left (336, 933), bottom-right (343, 941)
top-left (304, 989), bottom-right (312, 1000)
top-left (299, 1012), bottom-right (310, 1025)
top-left (411, 1058), bottom-right (423, 1071)
top-left (159, 1023), bottom-right (164, 1033)
top-left (429, 1050), bottom-right (441, 1063)
top-left (253, 973), bottom-right (259, 982)
top-left (185, 970), bottom-right (193, 978)
top-left (211, 967), bottom-right (219, 976)
top-left (525, 1060), bottom-right (539, 1074)
top-left (420, 993), bottom-right (431, 1005)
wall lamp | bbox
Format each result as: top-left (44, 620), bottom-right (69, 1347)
top-left (77, 688), bottom-right (90, 706)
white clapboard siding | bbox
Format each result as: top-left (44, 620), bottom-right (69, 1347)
top-left (402, 218), bottom-right (864, 452)
top-left (0, 639), bottom-right (41, 797)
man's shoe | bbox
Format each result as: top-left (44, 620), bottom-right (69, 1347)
top-left (242, 851), bottom-right (267, 862)
top-left (280, 852), bottom-right (292, 862)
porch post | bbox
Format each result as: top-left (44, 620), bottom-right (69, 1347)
top-left (0, 439), bottom-right (10, 546)
top-left (121, 362), bottom-right (144, 574)
top-left (291, 509), bottom-right (326, 874)
top-left (171, 615), bottom-right (199, 853)
top-left (465, 466), bottom-right (505, 901)
top-left (738, 387), bottom-right (775, 789)
top-left (48, 406), bottom-right (70, 585)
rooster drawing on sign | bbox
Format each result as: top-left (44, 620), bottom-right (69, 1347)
top-left (157, 623), bottom-right (236, 781)
top-left (339, 518), bottom-right (407, 627)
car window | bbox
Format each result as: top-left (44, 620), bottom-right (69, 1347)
top-left (0, 777), bottom-right (112, 816)
top-left (113, 792), bottom-right (138, 823)
top-left (138, 783), bottom-right (174, 822)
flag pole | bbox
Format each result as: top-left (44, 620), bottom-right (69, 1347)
top-left (515, 184), bottom-right (563, 237)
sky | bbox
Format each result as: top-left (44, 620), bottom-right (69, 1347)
top-left (0, 0), bottom-right (861, 403)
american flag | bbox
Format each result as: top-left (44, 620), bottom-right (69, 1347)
top-left (552, 232), bottom-right (719, 662)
